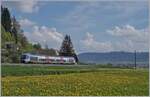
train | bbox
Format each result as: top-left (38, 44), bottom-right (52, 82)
top-left (20, 53), bottom-right (76, 64)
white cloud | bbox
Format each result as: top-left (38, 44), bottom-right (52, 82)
top-left (81, 32), bottom-right (113, 52)
top-left (25, 25), bottom-right (63, 48)
top-left (2, 0), bottom-right (39, 13)
top-left (19, 18), bottom-right (36, 27)
top-left (107, 25), bottom-right (149, 52)
top-left (81, 25), bottom-right (149, 52)
top-left (19, 18), bottom-right (64, 49)
top-left (107, 25), bottom-right (136, 37)
top-left (18, 0), bottom-right (39, 13)
top-left (107, 25), bottom-right (148, 43)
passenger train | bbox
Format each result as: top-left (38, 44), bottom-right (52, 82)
top-left (21, 53), bottom-right (76, 64)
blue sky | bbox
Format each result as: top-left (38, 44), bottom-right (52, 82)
top-left (2, 1), bottom-right (149, 53)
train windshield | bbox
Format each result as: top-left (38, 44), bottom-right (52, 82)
top-left (21, 55), bottom-right (29, 59)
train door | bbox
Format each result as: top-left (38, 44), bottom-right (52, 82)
top-left (46, 56), bottom-right (50, 64)
top-left (60, 57), bottom-right (64, 64)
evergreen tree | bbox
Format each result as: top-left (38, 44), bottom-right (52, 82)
top-left (1, 6), bottom-right (12, 32)
top-left (59, 35), bottom-right (78, 63)
top-left (11, 16), bottom-right (18, 44)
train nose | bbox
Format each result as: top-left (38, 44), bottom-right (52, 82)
top-left (21, 60), bottom-right (25, 63)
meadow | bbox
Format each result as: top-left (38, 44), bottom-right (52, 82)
top-left (1, 64), bottom-right (149, 96)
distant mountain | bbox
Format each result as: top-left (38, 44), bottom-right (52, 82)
top-left (78, 51), bottom-right (149, 65)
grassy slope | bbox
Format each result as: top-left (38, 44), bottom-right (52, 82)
top-left (1, 64), bottom-right (149, 96)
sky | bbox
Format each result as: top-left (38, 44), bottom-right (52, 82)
top-left (2, 0), bottom-right (149, 54)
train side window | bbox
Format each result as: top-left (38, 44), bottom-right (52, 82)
top-left (49, 59), bottom-right (55, 61)
top-left (56, 59), bottom-right (61, 62)
top-left (26, 55), bottom-right (29, 59)
top-left (69, 59), bottom-right (74, 62)
top-left (39, 59), bottom-right (46, 61)
top-left (30, 57), bottom-right (38, 61)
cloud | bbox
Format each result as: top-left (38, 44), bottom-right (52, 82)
top-left (2, 0), bottom-right (39, 13)
top-left (19, 18), bottom-right (64, 49)
top-left (107, 25), bottom-right (149, 51)
top-left (25, 25), bottom-right (63, 49)
top-left (81, 25), bottom-right (148, 52)
top-left (107, 25), bottom-right (148, 43)
top-left (81, 32), bottom-right (113, 52)
top-left (19, 18), bottom-right (36, 27)
top-left (58, 1), bottom-right (148, 33)
top-left (17, 0), bottom-right (39, 13)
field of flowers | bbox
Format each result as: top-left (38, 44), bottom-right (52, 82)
top-left (2, 65), bottom-right (149, 96)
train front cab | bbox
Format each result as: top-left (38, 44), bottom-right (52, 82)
top-left (20, 54), bottom-right (30, 63)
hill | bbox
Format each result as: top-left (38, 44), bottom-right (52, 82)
top-left (78, 51), bottom-right (149, 65)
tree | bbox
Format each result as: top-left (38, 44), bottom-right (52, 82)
top-left (11, 16), bottom-right (20, 44)
top-left (33, 43), bottom-right (41, 50)
top-left (45, 43), bottom-right (49, 50)
top-left (1, 6), bottom-right (12, 32)
top-left (1, 26), bottom-right (16, 63)
top-left (19, 30), bottom-right (28, 48)
top-left (1, 6), bottom-right (34, 63)
top-left (38, 48), bottom-right (58, 56)
top-left (59, 35), bottom-right (78, 63)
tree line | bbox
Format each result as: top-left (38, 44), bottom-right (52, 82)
top-left (1, 6), bottom-right (78, 63)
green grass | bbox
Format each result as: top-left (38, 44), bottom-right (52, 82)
top-left (2, 64), bottom-right (103, 76)
top-left (2, 63), bottom-right (127, 77)
top-left (1, 64), bottom-right (149, 96)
